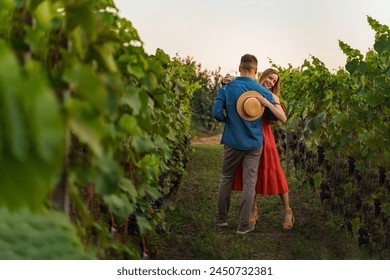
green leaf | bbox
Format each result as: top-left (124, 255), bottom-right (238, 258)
top-left (303, 118), bottom-right (313, 138)
top-left (0, 43), bottom-right (64, 211)
top-left (120, 86), bottom-right (142, 115)
top-left (118, 114), bottom-right (142, 136)
top-left (313, 112), bottom-right (327, 128)
top-left (343, 182), bottom-right (354, 197)
top-left (146, 186), bottom-right (162, 200)
top-left (0, 41), bottom-right (27, 160)
top-left (31, 0), bottom-right (52, 29)
top-left (313, 172), bottom-right (322, 189)
top-left (92, 155), bottom-right (122, 195)
top-left (384, 62), bottom-right (390, 73)
top-left (119, 178), bottom-right (138, 200)
top-left (92, 44), bottom-right (118, 72)
top-left (0, 208), bottom-right (87, 260)
top-left (356, 160), bottom-right (368, 172)
top-left (66, 99), bottom-right (105, 157)
top-left (346, 59), bottom-right (360, 74)
top-left (131, 135), bottom-right (154, 154)
top-left (351, 217), bottom-right (360, 235)
top-left (136, 216), bottom-right (152, 234)
top-left (332, 112), bottom-right (351, 132)
top-left (138, 154), bottom-right (160, 179)
top-left (382, 203), bottom-right (390, 217)
top-left (65, 2), bottom-right (95, 35)
top-left (0, 86), bottom-right (26, 159)
top-left (24, 61), bottom-right (65, 162)
top-left (153, 135), bottom-right (171, 157)
top-left (363, 91), bottom-right (381, 107)
top-left (127, 64), bottom-right (145, 80)
top-left (0, 148), bottom-right (64, 211)
top-left (0, 0), bottom-right (16, 9)
top-left (103, 193), bottom-right (135, 219)
top-left (64, 64), bottom-right (109, 114)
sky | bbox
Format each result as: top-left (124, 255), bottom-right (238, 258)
top-left (114, 0), bottom-right (390, 75)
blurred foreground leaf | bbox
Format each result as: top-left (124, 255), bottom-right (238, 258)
top-left (0, 208), bottom-right (87, 260)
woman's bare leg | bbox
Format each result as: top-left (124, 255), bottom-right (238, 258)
top-left (280, 192), bottom-right (294, 229)
top-left (249, 195), bottom-right (259, 224)
top-left (280, 192), bottom-right (290, 209)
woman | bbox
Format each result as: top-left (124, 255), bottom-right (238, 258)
top-left (228, 68), bottom-right (294, 229)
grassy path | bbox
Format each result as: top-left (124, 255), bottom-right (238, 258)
top-left (156, 144), bottom-right (368, 259)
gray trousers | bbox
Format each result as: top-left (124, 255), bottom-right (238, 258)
top-left (216, 144), bottom-right (263, 227)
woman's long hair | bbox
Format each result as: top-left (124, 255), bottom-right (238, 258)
top-left (259, 68), bottom-right (281, 98)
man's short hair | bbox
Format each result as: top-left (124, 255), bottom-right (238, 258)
top-left (240, 54), bottom-right (258, 71)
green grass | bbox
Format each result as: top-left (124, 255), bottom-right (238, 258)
top-left (155, 144), bottom-right (369, 260)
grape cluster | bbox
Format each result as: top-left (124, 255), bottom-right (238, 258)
top-left (358, 227), bottom-right (369, 246)
top-left (348, 157), bottom-right (355, 175)
top-left (374, 199), bottom-right (381, 217)
top-left (378, 167), bottom-right (386, 185)
top-left (308, 177), bottom-right (314, 189)
top-left (317, 145), bottom-right (325, 165)
top-left (152, 198), bottom-right (163, 209)
top-left (158, 174), bottom-right (165, 188)
top-left (288, 134), bottom-right (298, 149)
top-left (320, 182), bottom-right (330, 202)
top-left (128, 215), bottom-right (140, 236)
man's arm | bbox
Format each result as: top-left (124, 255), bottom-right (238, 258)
top-left (212, 89), bottom-right (227, 122)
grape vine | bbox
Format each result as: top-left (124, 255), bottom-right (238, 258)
top-left (0, 0), bottom-right (200, 259)
top-left (272, 16), bottom-right (389, 258)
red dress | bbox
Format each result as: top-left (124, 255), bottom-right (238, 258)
top-left (232, 114), bottom-right (288, 195)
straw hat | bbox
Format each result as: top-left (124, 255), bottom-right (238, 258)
top-left (236, 91), bottom-right (265, 121)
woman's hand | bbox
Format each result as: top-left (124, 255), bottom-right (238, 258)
top-left (256, 96), bottom-right (272, 108)
top-left (261, 93), bottom-right (287, 123)
top-left (221, 75), bottom-right (235, 85)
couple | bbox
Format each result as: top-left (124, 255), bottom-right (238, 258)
top-left (212, 54), bottom-right (294, 234)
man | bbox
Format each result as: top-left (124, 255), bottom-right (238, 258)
top-left (212, 54), bottom-right (276, 234)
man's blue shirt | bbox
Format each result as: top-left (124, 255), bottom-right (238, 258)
top-left (212, 77), bottom-right (276, 150)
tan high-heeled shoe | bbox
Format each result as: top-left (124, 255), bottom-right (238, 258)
top-left (283, 208), bottom-right (295, 229)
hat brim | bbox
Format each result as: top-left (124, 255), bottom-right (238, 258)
top-left (236, 91), bottom-right (265, 121)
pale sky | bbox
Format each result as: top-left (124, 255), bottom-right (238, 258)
top-left (114, 0), bottom-right (390, 74)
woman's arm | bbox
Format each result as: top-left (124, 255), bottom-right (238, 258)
top-left (257, 93), bottom-right (287, 123)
